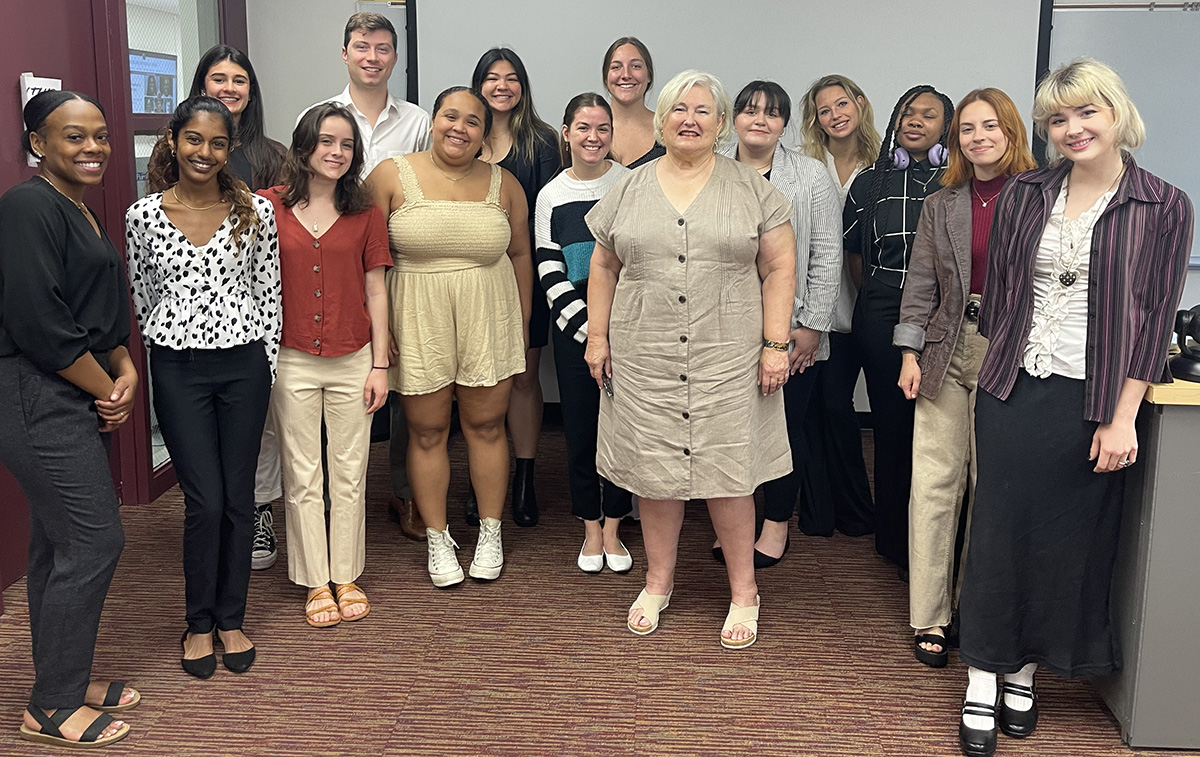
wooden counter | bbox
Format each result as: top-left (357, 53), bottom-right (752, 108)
top-left (1145, 380), bottom-right (1200, 406)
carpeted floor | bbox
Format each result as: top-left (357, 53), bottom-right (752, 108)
top-left (1, 428), bottom-right (1193, 756)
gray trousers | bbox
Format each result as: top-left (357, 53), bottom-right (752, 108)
top-left (388, 392), bottom-right (411, 500)
top-left (0, 355), bottom-right (125, 709)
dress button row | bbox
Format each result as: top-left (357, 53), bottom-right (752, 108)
top-left (683, 448), bottom-right (691, 456)
top-left (679, 335), bottom-right (687, 343)
top-left (682, 411), bottom-right (690, 419)
top-left (314, 314), bottom-right (322, 322)
top-left (312, 240), bottom-right (320, 249)
top-left (678, 295), bottom-right (686, 303)
top-left (313, 265), bottom-right (320, 273)
top-left (679, 374), bottom-right (687, 382)
top-left (677, 218), bottom-right (685, 226)
top-left (678, 255), bottom-right (686, 263)
top-left (314, 289), bottom-right (322, 298)
top-left (312, 338), bottom-right (321, 347)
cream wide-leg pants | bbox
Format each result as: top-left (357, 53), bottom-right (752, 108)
top-left (273, 344), bottom-right (374, 587)
top-left (908, 318), bottom-right (987, 630)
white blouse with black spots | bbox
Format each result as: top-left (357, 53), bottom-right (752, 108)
top-left (125, 192), bottom-right (281, 379)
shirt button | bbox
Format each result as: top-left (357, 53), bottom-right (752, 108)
top-left (677, 218), bottom-right (685, 226)
top-left (313, 265), bottom-right (321, 273)
top-left (314, 289), bottom-right (322, 298)
top-left (679, 335), bottom-right (688, 343)
top-left (678, 255), bottom-right (686, 263)
top-left (314, 314), bottom-right (322, 322)
top-left (679, 374), bottom-right (687, 382)
top-left (312, 240), bottom-right (320, 249)
top-left (682, 411), bottom-right (690, 419)
top-left (313, 338), bottom-right (321, 347)
top-left (683, 448), bottom-right (691, 456)
top-left (678, 295), bottom-right (687, 303)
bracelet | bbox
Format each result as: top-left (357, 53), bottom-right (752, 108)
top-left (372, 365), bottom-right (388, 370)
top-left (763, 339), bottom-right (789, 352)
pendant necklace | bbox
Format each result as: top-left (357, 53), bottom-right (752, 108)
top-left (971, 182), bottom-right (1003, 207)
top-left (1056, 168), bottom-right (1123, 288)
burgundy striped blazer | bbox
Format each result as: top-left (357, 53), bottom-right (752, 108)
top-left (978, 157), bottom-right (1193, 423)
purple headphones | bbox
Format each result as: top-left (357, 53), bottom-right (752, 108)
top-left (892, 142), bottom-right (947, 169)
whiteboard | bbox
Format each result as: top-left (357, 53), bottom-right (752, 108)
top-left (415, 0), bottom-right (1041, 148)
top-left (1049, 7), bottom-right (1200, 266)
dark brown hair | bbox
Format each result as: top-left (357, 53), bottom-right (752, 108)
top-left (602, 37), bottom-right (654, 95)
top-left (343, 11), bottom-right (397, 49)
top-left (558, 92), bottom-right (613, 169)
top-left (278, 103), bottom-right (372, 215)
top-left (471, 47), bottom-right (556, 164)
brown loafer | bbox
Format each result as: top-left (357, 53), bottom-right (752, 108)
top-left (389, 496), bottom-right (426, 541)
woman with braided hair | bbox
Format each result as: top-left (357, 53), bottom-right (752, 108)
top-left (843, 85), bottom-right (953, 575)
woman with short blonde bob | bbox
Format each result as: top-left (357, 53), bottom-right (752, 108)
top-left (894, 88), bottom-right (1035, 669)
top-left (585, 71), bottom-right (796, 649)
top-left (954, 60), bottom-right (1192, 757)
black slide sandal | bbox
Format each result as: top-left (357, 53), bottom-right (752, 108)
top-left (914, 632), bottom-right (949, 667)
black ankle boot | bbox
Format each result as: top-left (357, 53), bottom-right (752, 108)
top-left (464, 485), bottom-right (480, 527)
top-left (511, 458), bottom-right (538, 527)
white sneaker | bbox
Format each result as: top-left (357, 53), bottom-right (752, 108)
top-left (427, 527), bottom-right (464, 587)
top-left (469, 517), bottom-right (504, 580)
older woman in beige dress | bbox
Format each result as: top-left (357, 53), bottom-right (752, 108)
top-left (585, 71), bottom-right (796, 649)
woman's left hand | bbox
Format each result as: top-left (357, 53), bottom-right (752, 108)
top-left (363, 367), bottom-right (389, 414)
top-left (96, 370), bottom-right (138, 433)
top-left (758, 347), bottom-right (789, 396)
top-left (1090, 418), bottom-right (1138, 473)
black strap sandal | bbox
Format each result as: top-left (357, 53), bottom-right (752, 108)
top-left (94, 681), bottom-right (141, 713)
top-left (913, 632), bottom-right (949, 668)
top-left (999, 681), bottom-right (1039, 738)
top-left (19, 705), bottom-right (130, 749)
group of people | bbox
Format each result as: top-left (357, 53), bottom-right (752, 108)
top-left (0, 11), bottom-right (1192, 756)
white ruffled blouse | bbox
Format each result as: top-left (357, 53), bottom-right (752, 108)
top-left (125, 192), bottom-right (281, 378)
top-left (1022, 178), bottom-right (1116, 380)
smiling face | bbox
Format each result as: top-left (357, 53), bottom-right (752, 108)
top-left (342, 29), bottom-right (396, 89)
top-left (606, 43), bottom-right (649, 105)
top-left (480, 60), bottom-right (522, 114)
top-left (734, 92), bottom-right (786, 154)
top-left (308, 115), bottom-right (355, 183)
top-left (169, 111), bottom-right (230, 187)
top-left (203, 60), bottom-right (250, 121)
top-left (957, 99), bottom-right (1009, 174)
top-left (894, 91), bottom-right (945, 161)
top-left (663, 84), bottom-right (722, 156)
top-left (1047, 102), bottom-right (1118, 166)
top-left (30, 99), bottom-right (110, 189)
top-left (431, 90), bottom-right (487, 163)
top-left (815, 85), bottom-right (862, 143)
top-left (563, 105), bottom-right (612, 167)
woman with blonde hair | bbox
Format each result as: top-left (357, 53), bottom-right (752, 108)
top-left (894, 87), bottom-right (1035, 668)
top-left (794, 74), bottom-right (880, 538)
top-left (586, 70), bottom-right (796, 648)
top-left (955, 60), bottom-right (1192, 756)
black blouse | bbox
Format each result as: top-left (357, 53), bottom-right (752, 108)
top-left (0, 178), bottom-right (131, 372)
top-left (626, 142), bottom-right (665, 169)
top-left (499, 130), bottom-right (562, 217)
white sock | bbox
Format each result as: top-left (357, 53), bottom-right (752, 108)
top-left (963, 667), bottom-right (998, 730)
top-left (1003, 663), bottom-right (1037, 712)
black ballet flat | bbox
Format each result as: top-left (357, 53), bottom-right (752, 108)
top-left (180, 630), bottom-right (216, 679)
top-left (216, 632), bottom-right (256, 674)
top-left (959, 699), bottom-right (998, 757)
top-left (753, 535), bottom-right (790, 569)
top-left (712, 545), bottom-right (725, 564)
top-left (914, 632), bottom-right (949, 668)
top-left (999, 682), bottom-right (1038, 738)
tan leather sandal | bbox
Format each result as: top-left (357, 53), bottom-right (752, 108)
top-left (720, 595), bottom-right (760, 649)
top-left (335, 582), bottom-right (370, 622)
top-left (627, 588), bottom-right (672, 635)
top-left (305, 586), bottom-right (341, 628)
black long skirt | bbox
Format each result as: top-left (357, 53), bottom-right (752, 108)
top-left (958, 371), bottom-right (1125, 678)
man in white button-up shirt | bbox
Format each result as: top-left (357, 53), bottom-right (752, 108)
top-left (299, 11), bottom-right (431, 177)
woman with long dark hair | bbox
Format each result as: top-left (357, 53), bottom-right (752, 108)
top-left (260, 103), bottom-right (391, 627)
top-left (3, 90), bottom-right (137, 749)
top-left (894, 88), bottom-right (1035, 668)
top-left (189, 44), bottom-right (287, 570)
top-left (956, 60), bottom-right (1191, 757)
top-left (843, 84), bottom-right (955, 574)
top-left (535, 92), bottom-right (634, 573)
top-left (468, 47), bottom-right (561, 528)
top-left (127, 95), bottom-right (279, 679)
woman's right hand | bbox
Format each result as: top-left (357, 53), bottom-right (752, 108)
top-left (585, 336), bottom-right (611, 388)
top-left (898, 352), bottom-right (922, 400)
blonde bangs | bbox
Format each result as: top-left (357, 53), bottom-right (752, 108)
top-left (1033, 58), bottom-right (1146, 162)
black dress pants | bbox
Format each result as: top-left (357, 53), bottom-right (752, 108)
top-left (551, 327), bottom-right (632, 521)
top-left (152, 342), bottom-right (270, 634)
top-left (801, 331), bottom-right (875, 536)
top-left (0, 355), bottom-right (125, 709)
top-left (852, 278), bottom-right (914, 568)
top-left (761, 363), bottom-right (821, 523)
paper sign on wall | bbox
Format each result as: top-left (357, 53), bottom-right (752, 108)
top-left (20, 73), bottom-right (62, 167)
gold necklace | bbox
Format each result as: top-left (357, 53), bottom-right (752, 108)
top-left (171, 185), bottom-right (225, 212)
top-left (38, 175), bottom-right (89, 215)
top-left (428, 153), bottom-right (473, 182)
top-left (971, 181), bottom-right (1004, 208)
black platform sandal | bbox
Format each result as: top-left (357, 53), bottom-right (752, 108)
top-left (19, 705), bottom-right (130, 749)
top-left (914, 632), bottom-right (949, 668)
top-left (999, 681), bottom-right (1038, 738)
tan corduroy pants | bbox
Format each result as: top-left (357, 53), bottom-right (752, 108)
top-left (908, 318), bottom-right (988, 630)
top-left (273, 344), bottom-right (374, 587)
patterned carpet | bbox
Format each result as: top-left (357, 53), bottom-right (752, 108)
top-left (1, 428), bottom-right (1193, 756)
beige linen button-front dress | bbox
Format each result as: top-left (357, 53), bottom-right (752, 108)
top-left (585, 155), bottom-right (793, 500)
